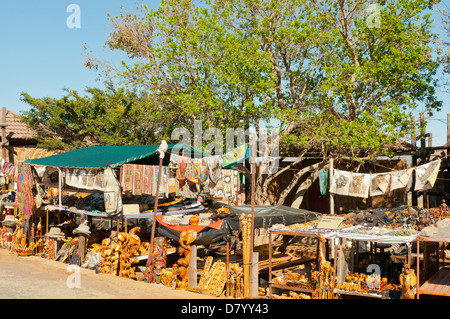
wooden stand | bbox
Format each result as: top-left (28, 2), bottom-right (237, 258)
top-left (188, 245), bottom-right (197, 289)
top-left (267, 230), bottom-right (331, 298)
top-left (77, 234), bottom-right (87, 264)
top-left (416, 235), bottom-right (450, 298)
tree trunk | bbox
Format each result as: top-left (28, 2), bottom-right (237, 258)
top-left (255, 152), bottom-right (309, 205)
top-left (276, 160), bottom-right (328, 206)
top-left (290, 161), bottom-right (328, 208)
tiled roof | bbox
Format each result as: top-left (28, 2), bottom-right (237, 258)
top-left (0, 108), bottom-right (37, 140)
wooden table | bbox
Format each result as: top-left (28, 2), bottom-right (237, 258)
top-left (416, 235), bottom-right (450, 298)
top-left (267, 229), bottom-right (334, 298)
top-left (418, 268), bottom-right (450, 297)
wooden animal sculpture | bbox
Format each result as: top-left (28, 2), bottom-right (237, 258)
top-left (399, 264), bottom-right (417, 299)
top-left (313, 235), bottom-right (335, 299)
top-left (128, 226), bottom-right (141, 246)
top-left (175, 229), bottom-right (197, 289)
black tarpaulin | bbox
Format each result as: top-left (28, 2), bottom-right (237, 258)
top-left (157, 204), bottom-right (322, 246)
top-left (222, 204), bottom-right (322, 229)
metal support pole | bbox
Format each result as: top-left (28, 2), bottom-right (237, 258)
top-left (57, 167), bottom-right (62, 209)
top-left (249, 135), bottom-right (256, 297)
top-left (329, 158), bottom-right (334, 215)
top-left (148, 141), bottom-right (167, 266)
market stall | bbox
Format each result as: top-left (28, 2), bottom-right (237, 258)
top-left (11, 143), bottom-right (204, 261)
top-left (334, 225), bottom-right (420, 299)
top-left (264, 216), bottom-right (340, 299)
top-left (5, 142), bottom-right (269, 299)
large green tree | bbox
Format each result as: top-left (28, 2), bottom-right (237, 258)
top-left (436, 3), bottom-right (450, 91)
top-left (85, 0), bottom-right (442, 207)
top-left (20, 86), bottom-right (169, 150)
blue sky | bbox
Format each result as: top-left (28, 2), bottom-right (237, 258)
top-left (0, 1), bottom-right (149, 108)
top-left (0, 1), bottom-right (449, 146)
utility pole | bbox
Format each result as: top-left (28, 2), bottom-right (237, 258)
top-left (446, 114), bottom-right (450, 202)
top-left (420, 113), bottom-right (428, 208)
top-left (411, 116), bottom-right (418, 207)
top-left (329, 158), bottom-right (334, 215)
top-left (1, 107), bottom-right (8, 191)
top-left (1, 107), bottom-right (7, 161)
top-left (448, 113), bottom-right (450, 146)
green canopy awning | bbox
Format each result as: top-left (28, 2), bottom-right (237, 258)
top-left (24, 144), bottom-right (203, 169)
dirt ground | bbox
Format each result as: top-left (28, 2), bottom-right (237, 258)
top-left (0, 248), bottom-right (219, 299)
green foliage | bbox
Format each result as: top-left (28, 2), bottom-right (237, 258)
top-left (84, 0), bottom-right (442, 160)
top-left (20, 87), bottom-right (168, 151)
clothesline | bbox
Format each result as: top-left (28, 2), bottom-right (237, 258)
top-left (329, 159), bottom-right (441, 198)
top-left (365, 153), bottom-right (449, 172)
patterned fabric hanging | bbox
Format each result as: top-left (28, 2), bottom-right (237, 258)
top-left (319, 170), bottom-right (328, 196)
top-left (176, 156), bottom-right (188, 187)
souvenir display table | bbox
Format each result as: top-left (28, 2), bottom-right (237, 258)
top-left (334, 225), bottom-right (420, 299)
top-left (337, 225), bottom-right (420, 266)
top-left (267, 221), bottom-right (337, 299)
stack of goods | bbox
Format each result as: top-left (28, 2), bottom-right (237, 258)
top-left (240, 213), bottom-right (252, 298)
top-left (9, 215), bottom-right (34, 256)
top-left (270, 220), bottom-right (319, 233)
top-left (0, 191), bottom-right (15, 205)
top-left (312, 235), bottom-right (335, 299)
top-left (342, 205), bottom-right (439, 230)
top-left (162, 212), bottom-right (209, 227)
top-left (195, 259), bottom-right (228, 297)
top-left (172, 229), bottom-right (198, 289)
top-left (269, 219), bottom-right (338, 238)
top-left (0, 226), bottom-right (10, 248)
top-left (335, 272), bottom-right (388, 295)
top-left (272, 291), bottom-right (311, 299)
top-left (225, 263), bottom-right (244, 298)
top-left (62, 193), bottom-right (91, 207)
top-left (338, 225), bottom-right (419, 237)
top-left (1, 214), bottom-right (17, 249)
top-left (272, 272), bottom-right (315, 290)
top-left (97, 227), bottom-right (146, 278)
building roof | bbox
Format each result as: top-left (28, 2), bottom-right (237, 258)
top-left (388, 139), bottom-right (416, 152)
top-left (0, 108), bottom-right (37, 141)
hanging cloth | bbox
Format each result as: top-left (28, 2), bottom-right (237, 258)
top-left (103, 166), bottom-right (122, 215)
top-left (319, 170), bottom-right (328, 196)
top-left (207, 155), bottom-right (222, 187)
top-left (415, 159), bottom-right (441, 191)
top-left (329, 169), bottom-right (351, 196)
top-left (142, 165), bottom-right (153, 195)
top-left (348, 172), bottom-right (371, 198)
top-left (121, 164), bottom-right (134, 193)
top-left (132, 164), bottom-right (143, 196)
top-left (185, 158), bottom-right (201, 184)
top-left (370, 173), bottom-right (391, 196)
top-left (390, 168), bottom-right (413, 191)
top-left (222, 144), bottom-right (248, 168)
top-left (176, 156), bottom-right (188, 187)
